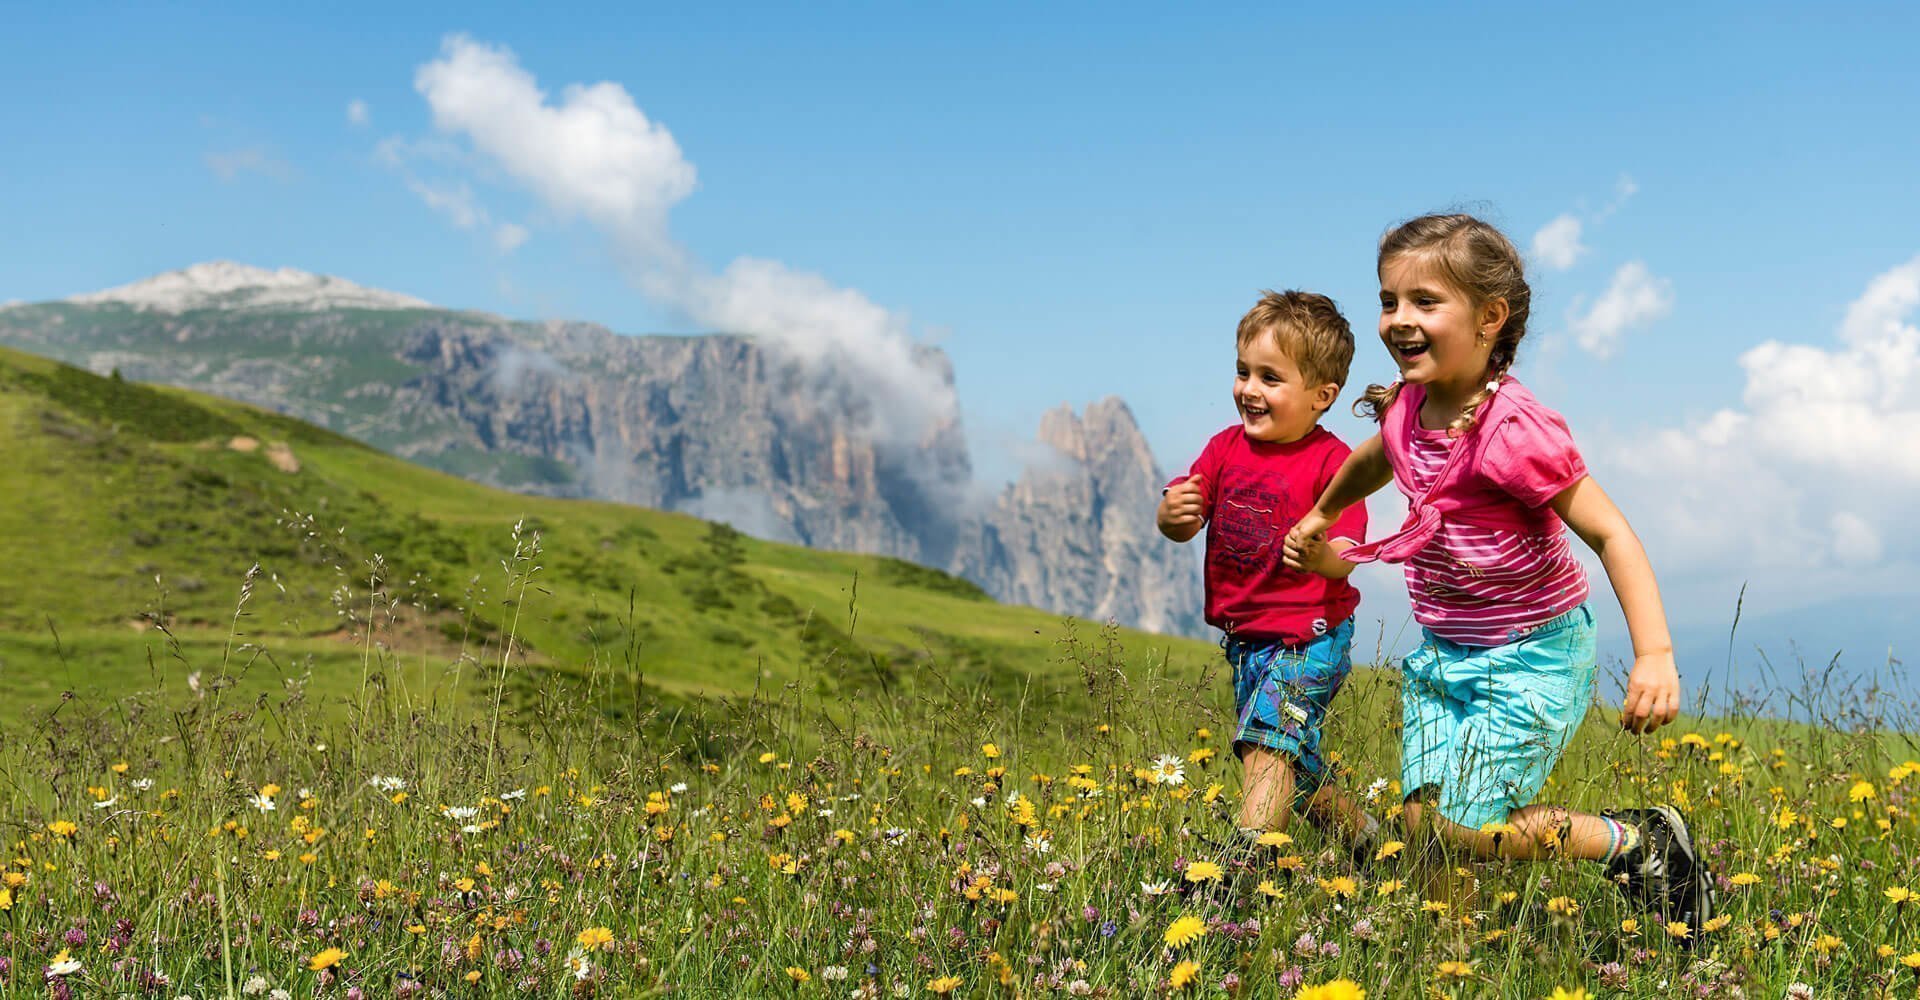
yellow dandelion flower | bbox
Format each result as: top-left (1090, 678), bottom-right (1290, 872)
top-left (307, 947), bottom-right (347, 971)
top-left (1169, 959), bottom-right (1201, 989)
top-left (785, 967), bottom-right (811, 983)
top-left (1546, 896), bottom-right (1579, 916)
top-left (1702, 915), bottom-right (1731, 933)
top-left (1813, 934), bottom-right (1843, 954)
top-left (758, 752), bottom-right (778, 764)
top-left (981, 743), bottom-right (1000, 759)
top-left (1665, 921), bottom-right (1692, 940)
top-left (576, 927), bottom-right (613, 952)
top-left (1887, 886), bottom-right (1913, 904)
top-left (1319, 876), bottom-right (1357, 898)
top-left (1729, 872), bottom-right (1761, 887)
top-left (1620, 918), bottom-right (1639, 933)
top-left (1375, 840), bottom-right (1406, 861)
top-left (1900, 951), bottom-right (1920, 970)
top-left (1256, 880), bottom-right (1283, 898)
top-left (927, 975), bottom-right (963, 994)
top-left (46, 821), bottom-right (76, 839)
top-left (1436, 960), bottom-right (1474, 979)
top-left (1297, 980), bottom-right (1366, 1000)
top-left (0, 887), bottom-right (10, 911)
top-left (1257, 830), bottom-right (1293, 848)
top-left (1377, 879), bottom-right (1405, 896)
top-left (1164, 914), bottom-right (1207, 948)
top-left (1545, 989), bottom-right (1590, 1000)
top-left (1184, 861), bottom-right (1223, 884)
top-left (1851, 780), bottom-right (1878, 803)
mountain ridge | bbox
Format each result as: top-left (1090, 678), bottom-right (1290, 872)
top-left (1, 264), bottom-right (1206, 637)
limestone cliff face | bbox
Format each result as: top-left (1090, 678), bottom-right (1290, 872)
top-left (0, 272), bottom-right (1203, 636)
top-left (952, 398), bottom-right (1206, 637)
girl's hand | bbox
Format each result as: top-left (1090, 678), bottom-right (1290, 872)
top-left (1282, 511), bottom-right (1334, 570)
top-left (1620, 650), bottom-right (1680, 734)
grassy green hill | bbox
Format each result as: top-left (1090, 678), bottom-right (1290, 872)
top-left (0, 345), bottom-right (1220, 732)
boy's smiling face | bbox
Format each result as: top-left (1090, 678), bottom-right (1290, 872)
top-left (1235, 332), bottom-right (1337, 444)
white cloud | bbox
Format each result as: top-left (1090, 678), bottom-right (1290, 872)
top-left (492, 222), bottom-right (529, 253)
top-left (1598, 255), bottom-right (1920, 614)
top-left (347, 99), bottom-right (370, 127)
top-left (406, 178), bottom-right (486, 229)
top-left (1530, 214), bottom-right (1585, 271)
top-left (405, 34), bottom-right (959, 443)
top-left (204, 147), bottom-right (294, 182)
top-left (1567, 260), bottom-right (1672, 358)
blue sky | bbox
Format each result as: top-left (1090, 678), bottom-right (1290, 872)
top-left (5, 3), bottom-right (1919, 690)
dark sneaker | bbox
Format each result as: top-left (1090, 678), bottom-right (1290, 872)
top-left (1603, 805), bottom-right (1712, 947)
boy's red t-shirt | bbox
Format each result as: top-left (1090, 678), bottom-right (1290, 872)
top-left (1171, 425), bottom-right (1367, 646)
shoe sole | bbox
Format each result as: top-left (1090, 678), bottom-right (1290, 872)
top-left (1649, 804), bottom-right (1713, 937)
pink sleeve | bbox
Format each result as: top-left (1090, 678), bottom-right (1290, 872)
top-left (1481, 404), bottom-right (1588, 508)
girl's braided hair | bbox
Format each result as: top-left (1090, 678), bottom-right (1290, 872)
top-left (1356, 213), bottom-right (1532, 436)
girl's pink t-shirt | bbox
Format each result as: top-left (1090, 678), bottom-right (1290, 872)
top-left (1390, 381), bottom-right (1590, 646)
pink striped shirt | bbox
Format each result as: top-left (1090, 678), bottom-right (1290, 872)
top-left (1402, 422), bottom-right (1589, 646)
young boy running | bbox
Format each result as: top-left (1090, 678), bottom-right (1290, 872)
top-left (1158, 290), bottom-right (1379, 852)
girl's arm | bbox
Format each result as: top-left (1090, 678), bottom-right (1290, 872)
top-left (1283, 434), bottom-right (1392, 568)
top-left (1550, 475), bottom-right (1680, 735)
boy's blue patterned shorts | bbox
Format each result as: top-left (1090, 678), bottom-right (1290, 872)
top-left (1223, 617), bottom-right (1356, 807)
top-left (1400, 604), bottom-right (1596, 830)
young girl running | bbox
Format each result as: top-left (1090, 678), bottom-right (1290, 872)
top-left (1282, 213), bottom-right (1712, 940)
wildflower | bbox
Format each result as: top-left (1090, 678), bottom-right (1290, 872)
top-left (1163, 914), bottom-right (1207, 948)
top-left (1150, 755), bottom-right (1186, 787)
top-left (1376, 879), bottom-right (1404, 896)
top-left (576, 927), bottom-right (613, 952)
top-left (1851, 780), bottom-right (1878, 803)
top-left (1141, 880), bottom-right (1174, 897)
top-left (759, 752), bottom-right (778, 764)
top-left (307, 947), bottom-right (347, 971)
top-left (1620, 918), bottom-right (1639, 933)
top-left (501, 788), bottom-right (527, 800)
top-left (1024, 833), bottom-right (1052, 854)
top-left (1374, 840), bottom-right (1405, 861)
top-left (1546, 896), bottom-right (1579, 916)
top-left (926, 975), bottom-right (962, 994)
top-left (251, 794), bottom-right (276, 813)
top-left (1184, 861), bottom-right (1223, 884)
top-left (1257, 830), bottom-right (1293, 848)
top-left (47, 821), bottom-right (77, 838)
top-left (1729, 872), bottom-right (1761, 888)
top-left (1319, 876), bottom-right (1356, 898)
top-left (1187, 747), bottom-right (1215, 765)
top-left (0, 888), bottom-right (10, 911)
top-left (823, 967), bottom-right (849, 982)
top-left (1888, 887), bottom-right (1914, 904)
top-left (93, 797), bottom-right (118, 810)
top-left (1665, 921), bottom-right (1692, 940)
top-left (1257, 880), bottom-right (1283, 897)
top-left (981, 743), bottom-right (1000, 759)
top-left (1169, 960), bottom-right (1200, 989)
top-left (46, 949), bottom-right (82, 977)
top-left (1702, 915), bottom-right (1732, 933)
top-left (1436, 960), bottom-right (1474, 980)
top-left (131, 778), bottom-right (154, 791)
top-left (1901, 952), bottom-right (1920, 970)
top-left (1545, 989), bottom-right (1590, 1000)
top-left (786, 967), bottom-right (812, 983)
top-left (1297, 979), bottom-right (1366, 1000)
top-left (242, 976), bottom-right (269, 995)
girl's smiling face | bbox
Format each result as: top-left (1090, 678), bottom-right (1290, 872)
top-left (1378, 254), bottom-right (1503, 399)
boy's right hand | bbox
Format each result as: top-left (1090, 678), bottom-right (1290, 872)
top-left (1157, 474), bottom-right (1209, 537)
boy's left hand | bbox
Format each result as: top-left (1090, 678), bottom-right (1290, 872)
top-left (1620, 650), bottom-right (1680, 734)
top-left (1283, 527), bottom-right (1326, 572)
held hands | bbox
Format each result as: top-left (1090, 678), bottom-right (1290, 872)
top-left (1281, 510), bottom-right (1336, 572)
top-left (1619, 649), bottom-right (1681, 734)
top-left (1157, 474), bottom-right (1209, 539)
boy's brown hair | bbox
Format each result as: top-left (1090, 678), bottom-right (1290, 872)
top-left (1235, 289), bottom-right (1354, 389)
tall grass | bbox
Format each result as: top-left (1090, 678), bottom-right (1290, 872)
top-left (0, 523), bottom-right (1916, 999)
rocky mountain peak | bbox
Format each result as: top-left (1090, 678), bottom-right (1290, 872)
top-left (67, 262), bottom-right (432, 313)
